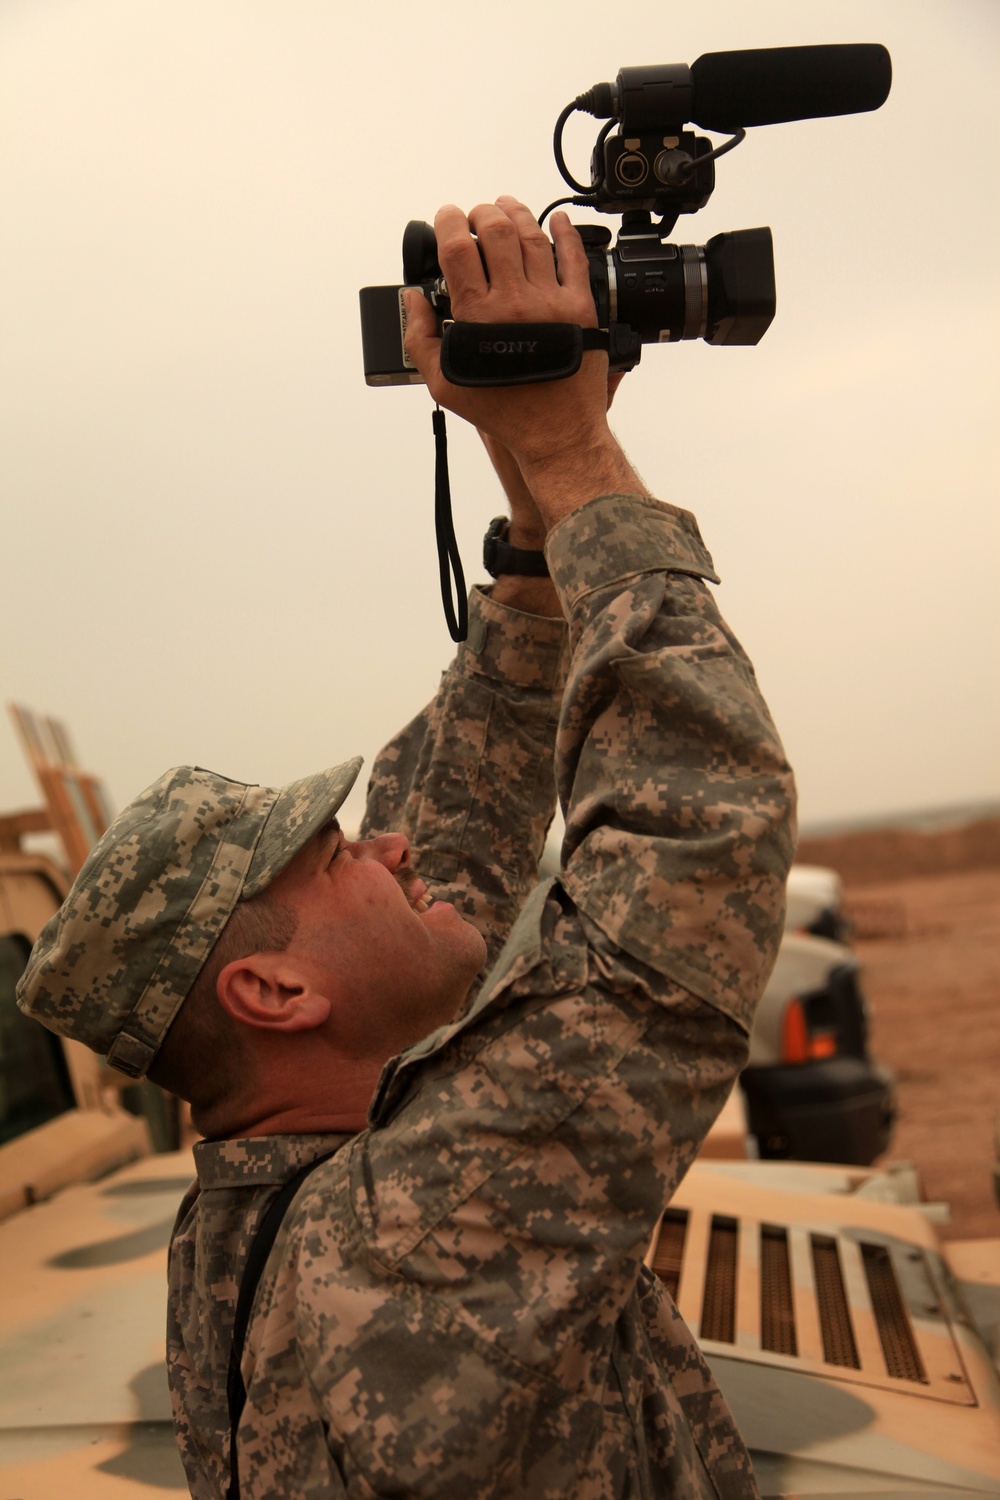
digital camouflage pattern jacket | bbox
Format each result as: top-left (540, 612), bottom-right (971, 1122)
top-left (167, 492), bottom-right (796, 1499)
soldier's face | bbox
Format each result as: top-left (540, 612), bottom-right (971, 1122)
top-left (264, 820), bottom-right (487, 1055)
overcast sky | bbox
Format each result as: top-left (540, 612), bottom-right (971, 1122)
top-left (1, 0), bottom-right (997, 841)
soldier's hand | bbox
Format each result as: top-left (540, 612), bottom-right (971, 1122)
top-left (406, 205), bottom-right (601, 465)
top-left (406, 197), bottom-right (647, 530)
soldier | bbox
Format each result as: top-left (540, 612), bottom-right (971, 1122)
top-left (18, 197), bottom-right (795, 1498)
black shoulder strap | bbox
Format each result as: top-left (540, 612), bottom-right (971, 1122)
top-left (226, 1148), bottom-right (340, 1500)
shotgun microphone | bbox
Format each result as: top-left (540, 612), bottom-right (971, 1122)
top-left (606, 44), bottom-right (892, 133)
top-left (689, 44), bottom-right (892, 132)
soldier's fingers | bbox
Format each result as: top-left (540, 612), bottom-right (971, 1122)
top-left (468, 201), bottom-right (531, 296)
top-left (434, 203), bottom-right (488, 304)
top-left (549, 212), bottom-right (597, 326)
top-left (494, 196), bottom-right (558, 286)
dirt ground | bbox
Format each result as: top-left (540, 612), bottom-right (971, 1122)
top-left (797, 818), bottom-right (1000, 1242)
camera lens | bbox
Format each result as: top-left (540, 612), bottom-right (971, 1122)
top-left (402, 221), bottom-right (441, 285)
top-left (615, 152), bottom-right (648, 186)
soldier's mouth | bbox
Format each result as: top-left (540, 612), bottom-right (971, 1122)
top-left (396, 868), bottom-right (433, 914)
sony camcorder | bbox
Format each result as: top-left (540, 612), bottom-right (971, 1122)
top-left (360, 44), bottom-right (891, 389)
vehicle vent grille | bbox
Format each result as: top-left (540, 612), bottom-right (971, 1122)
top-left (650, 1208), bottom-right (687, 1302)
top-left (648, 1204), bottom-right (970, 1403)
top-left (861, 1242), bottom-right (927, 1382)
top-left (812, 1233), bottom-right (860, 1368)
top-left (760, 1227), bottom-right (796, 1356)
top-left (701, 1217), bottom-right (738, 1343)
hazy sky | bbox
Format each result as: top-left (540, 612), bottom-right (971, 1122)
top-left (1, 0), bottom-right (997, 840)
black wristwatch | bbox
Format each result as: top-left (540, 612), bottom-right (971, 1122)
top-left (482, 517), bottom-right (550, 579)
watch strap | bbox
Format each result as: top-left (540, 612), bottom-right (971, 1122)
top-left (482, 517), bottom-right (550, 578)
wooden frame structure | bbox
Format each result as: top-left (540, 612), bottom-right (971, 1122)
top-left (3, 704), bottom-right (112, 875)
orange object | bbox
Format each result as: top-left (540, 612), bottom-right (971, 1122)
top-left (780, 997), bottom-right (809, 1062)
top-left (780, 997), bottom-right (838, 1063)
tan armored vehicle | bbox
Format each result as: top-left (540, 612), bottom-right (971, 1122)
top-left (3, 1127), bottom-right (999, 1495)
top-left (0, 706), bottom-right (152, 1222)
top-left (1, 712), bottom-right (998, 1496)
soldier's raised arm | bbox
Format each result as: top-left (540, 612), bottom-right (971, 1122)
top-left (359, 197), bottom-right (642, 974)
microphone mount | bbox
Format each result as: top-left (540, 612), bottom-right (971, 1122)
top-left (546, 44), bottom-right (891, 227)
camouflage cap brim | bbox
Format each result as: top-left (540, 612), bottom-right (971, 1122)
top-left (243, 758), bottom-right (363, 899)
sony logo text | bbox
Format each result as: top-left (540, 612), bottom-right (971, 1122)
top-left (479, 339), bottom-right (538, 354)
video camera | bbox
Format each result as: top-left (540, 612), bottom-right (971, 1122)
top-left (359, 44), bottom-right (891, 642)
top-left (360, 44), bottom-right (891, 388)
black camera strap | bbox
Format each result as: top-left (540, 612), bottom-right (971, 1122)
top-left (430, 321), bottom-right (611, 643)
top-left (432, 406), bottom-right (469, 643)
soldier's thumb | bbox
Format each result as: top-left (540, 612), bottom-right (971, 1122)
top-left (402, 290), bottom-right (441, 390)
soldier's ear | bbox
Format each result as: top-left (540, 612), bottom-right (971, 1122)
top-left (216, 953), bottom-right (330, 1033)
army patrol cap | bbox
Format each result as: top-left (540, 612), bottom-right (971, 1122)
top-left (16, 759), bottom-right (363, 1080)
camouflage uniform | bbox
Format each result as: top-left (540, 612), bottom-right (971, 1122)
top-left (167, 492), bottom-right (796, 1498)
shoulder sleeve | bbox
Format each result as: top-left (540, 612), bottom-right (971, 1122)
top-left (548, 492), bottom-right (796, 1033)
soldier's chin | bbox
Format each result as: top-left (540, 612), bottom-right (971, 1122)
top-left (455, 917), bottom-right (488, 972)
